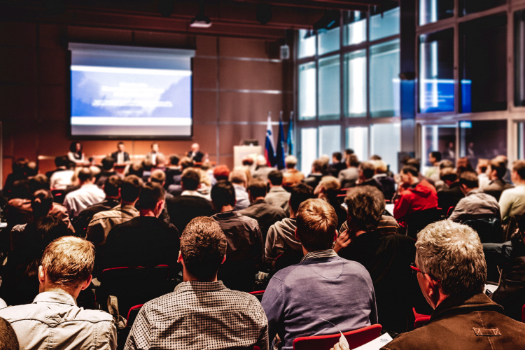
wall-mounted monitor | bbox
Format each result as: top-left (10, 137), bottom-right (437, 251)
top-left (69, 43), bottom-right (194, 138)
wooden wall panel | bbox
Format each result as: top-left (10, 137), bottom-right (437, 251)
top-left (218, 124), bottom-right (267, 154)
top-left (219, 60), bottom-right (283, 91)
top-left (0, 47), bottom-right (37, 83)
top-left (0, 22), bottom-right (36, 47)
top-left (0, 85), bottom-right (38, 120)
top-left (219, 91), bottom-right (288, 123)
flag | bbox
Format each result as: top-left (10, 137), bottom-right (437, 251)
top-left (287, 111), bottom-right (294, 155)
top-left (276, 112), bottom-right (286, 170)
top-left (265, 113), bottom-right (276, 167)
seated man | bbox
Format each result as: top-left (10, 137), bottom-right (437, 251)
top-left (0, 236), bottom-right (117, 350)
top-left (373, 160), bottom-right (396, 201)
top-left (338, 154), bottom-right (360, 189)
top-left (266, 170), bottom-right (291, 210)
top-left (211, 181), bottom-right (263, 292)
top-left (63, 168), bottom-right (105, 218)
top-left (484, 157), bottom-right (514, 201)
top-left (124, 217), bottom-right (268, 350)
top-left (282, 156), bottom-right (305, 188)
top-left (265, 183), bottom-right (314, 267)
top-left (229, 168), bottom-right (250, 210)
top-left (357, 161), bottom-right (383, 192)
top-left (437, 168), bottom-right (464, 216)
top-left (262, 199), bottom-right (377, 350)
top-left (101, 183), bottom-right (180, 273)
top-left (499, 160), bottom-right (525, 221)
top-left (240, 179), bottom-right (286, 242)
top-left (327, 152), bottom-right (347, 177)
top-left (166, 168), bottom-right (214, 233)
top-left (304, 159), bottom-right (325, 190)
top-left (96, 156), bottom-right (120, 187)
top-left (252, 155), bottom-right (273, 182)
top-left (377, 221), bottom-right (525, 350)
top-left (334, 186), bottom-right (421, 333)
top-left (315, 176), bottom-right (347, 230)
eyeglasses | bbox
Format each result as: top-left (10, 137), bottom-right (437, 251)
top-left (410, 263), bottom-right (441, 282)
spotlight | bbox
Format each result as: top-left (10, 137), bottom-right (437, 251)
top-left (158, 0), bottom-right (175, 17)
top-left (313, 10), bottom-right (340, 33)
top-left (256, 3), bottom-right (272, 25)
top-left (190, 2), bottom-right (212, 28)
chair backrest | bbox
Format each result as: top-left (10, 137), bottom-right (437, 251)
top-left (407, 208), bottom-right (441, 239)
top-left (462, 216), bottom-right (503, 243)
top-left (249, 290), bottom-right (264, 302)
top-left (127, 304), bottom-right (144, 328)
top-left (293, 324), bottom-right (382, 350)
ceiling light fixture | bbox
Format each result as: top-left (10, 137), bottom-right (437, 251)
top-left (190, 1), bottom-right (212, 28)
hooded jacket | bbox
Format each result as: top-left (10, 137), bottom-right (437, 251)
top-left (394, 180), bottom-right (438, 222)
top-left (265, 218), bottom-right (302, 264)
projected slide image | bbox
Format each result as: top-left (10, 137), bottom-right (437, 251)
top-left (71, 65), bottom-right (192, 136)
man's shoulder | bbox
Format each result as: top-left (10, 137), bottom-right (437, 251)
top-left (273, 256), bottom-right (369, 282)
top-left (0, 303), bottom-right (114, 324)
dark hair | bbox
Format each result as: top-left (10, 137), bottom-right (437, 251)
top-left (247, 179), bottom-right (267, 198)
top-left (0, 317), bottom-right (19, 350)
top-left (401, 165), bottom-right (419, 177)
top-left (182, 169), bottom-right (200, 191)
top-left (370, 155), bottom-right (382, 161)
top-left (430, 151), bottom-right (442, 162)
top-left (242, 158), bottom-right (254, 166)
top-left (32, 189), bottom-right (53, 218)
top-left (142, 159), bottom-right (153, 172)
top-left (296, 199), bottom-right (337, 251)
top-left (459, 171), bottom-right (479, 189)
top-left (12, 158), bottom-right (28, 174)
top-left (101, 156), bottom-right (115, 171)
top-left (138, 182), bottom-right (165, 210)
top-left (513, 160), bottom-right (525, 180)
top-left (54, 155), bottom-right (68, 168)
top-left (180, 157), bottom-right (194, 170)
top-left (117, 141), bottom-right (124, 147)
top-left (29, 174), bottom-right (49, 193)
top-left (440, 159), bottom-right (454, 170)
top-left (345, 149), bottom-right (354, 155)
top-left (345, 186), bottom-right (385, 231)
top-left (121, 175), bottom-right (143, 203)
top-left (332, 152), bottom-right (342, 162)
top-left (104, 175), bottom-right (121, 197)
top-left (268, 170), bottom-right (283, 186)
top-left (349, 154), bottom-right (360, 167)
top-left (211, 180), bottom-right (236, 209)
top-left (312, 159), bottom-right (324, 172)
top-left (150, 169), bottom-right (166, 184)
top-left (69, 141), bottom-right (82, 154)
top-left (290, 183), bottom-right (314, 213)
top-left (128, 162), bottom-right (144, 177)
top-left (77, 168), bottom-right (93, 183)
top-left (489, 158), bottom-right (507, 179)
top-left (26, 162), bottom-right (38, 177)
top-left (457, 157), bottom-right (475, 175)
top-left (440, 168), bottom-right (458, 182)
top-left (169, 154), bottom-right (180, 166)
top-left (181, 217), bottom-right (227, 280)
top-left (406, 158), bottom-right (421, 172)
top-left (359, 161), bottom-right (375, 180)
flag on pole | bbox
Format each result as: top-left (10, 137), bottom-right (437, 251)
top-left (287, 111), bottom-right (294, 155)
top-left (276, 111), bottom-right (286, 170)
top-left (265, 112), bottom-right (276, 167)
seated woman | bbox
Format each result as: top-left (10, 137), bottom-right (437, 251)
top-left (67, 141), bottom-right (86, 165)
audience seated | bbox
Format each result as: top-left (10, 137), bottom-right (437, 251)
top-left (437, 168), bottom-right (464, 216)
top-left (49, 158), bottom-right (76, 191)
top-left (166, 168), bottom-right (214, 233)
top-left (126, 161), bottom-right (144, 178)
top-left (265, 183), bottom-right (314, 267)
top-left (164, 154), bottom-right (182, 189)
top-left (240, 179), bottom-right (286, 242)
top-left (484, 157), bottom-right (514, 201)
top-left (433, 159), bottom-right (454, 192)
top-left (0, 317), bottom-right (19, 350)
top-left (3, 159), bottom-right (29, 198)
top-left (101, 182), bottom-right (180, 273)
top-left (211, 181), bottom-right (263, 292)
top-left (372, 160), bottom-right (396, 201)
top-left (327, 152), bottom-right (347, 177)
top-left (315, 176), bottom-right (348, 229)
top-left (282, 155), bottom-right (305, 187)
top-left (187, 142), bottom-right (204, 163)
top-left (144, 142), bottom-right (164, 167)
top-left (149, 169), bottom-right (174, 225)
top-left (394, 166), bottom-right (438, 224)
top-left (261, 198), bottom-right (377, 350)
top-left (96, 156), bottom-right (119, 187)
top-left (229, 168), bottom-right (250, 210)
top-left (110, 141), bottom-right (130, 164)
top-left (424, 151), bottom-right (441, 182)
top-left (499, 160), bottom-right (525, 222)
top-left (338, 154), bottom-right (360, 188)
top-left (68, 141), bottom-right (86, 165)
top-left (304, 159), bottom-right (324, 190)
top-left (357, 161), bottom-right (383, 193)
top-left (0, 237), bottom-right (117, 350)
top-left (265, 170), bottom-right (291, 210)
top-left (334, 186), bottom-right (421, 333)
top-left (45, 155), bottom-right (68, 181)
top-left (252, 155), bottom-right (273, 182)
top-left (456, 156), bottom-right (475, 175)
top-left (86, 175), bottom-right (142, 249)
top-left (376, 221), bottom-right (525, 350)
top-left (63, 168), bottom-right (105, 218)
top-left (406, 158), bottom-right (435, 188)
top-left (213, 164), bottom-right (231, 183)
top-left (124, 217), bottom-right (268, 350)
top-left (477, 158), bottom-right (491, 189)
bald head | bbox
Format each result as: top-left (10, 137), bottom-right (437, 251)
top-left (191, 143), bottom-right (200, 152)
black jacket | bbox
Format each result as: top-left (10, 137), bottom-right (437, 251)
top-left (437, 182), bottom-right (464, 216)
top-left (187, 150), bottom-right (204, 163)
top-left (239, 199), bottom-right (286, 243)
top-left (110, 151), bottom-right (130, 163)
top-left (166, 195), bottom-right (214, 233)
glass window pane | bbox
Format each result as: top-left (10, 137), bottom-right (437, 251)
top-left (421, 125), bottom-right (456, 177)
top-left (370, 40), bottom-right (400, 117)
top-left (319, 125), bottom-right (341, 157)
top-left (419, 0), bottom-right (454, 26)
top-left (300, 128), bottom-right (318, 174)
top-left (298, 62), bottom-right (316, 120)
top-left (345, 50), bottom-right (367, 117)
top-left (371, 123), bottom-right (401, 174)
top-left (319, 55), bottom-right (340, 120)
top-left (370, 5), bottom-right (400, 41)
top-left (344, 11), bottom-right (367, 46)
top-left (298, 29), bottom-right (316, 58)
top-left (346, 126), bottom-right (369, 161)
top-left (460, 14), bottom-right (507, 113)
top-left (519, 122), bottom-right (525, 160)
top-left (419, 29), bottom-right (454, 113)
top-left (459, 120), bottom-right (507, 170)
top-left (515, 10), bottom-right (525, 107)
top-left (459, 0), bottom-right (506, 17)
top-left (318, 27), bottom-right (341, 55)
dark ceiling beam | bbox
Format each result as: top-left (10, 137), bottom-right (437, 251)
top-left (228, 0), bottom-right (378, 10)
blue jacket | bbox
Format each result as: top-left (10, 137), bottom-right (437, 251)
top-left (261, 256), bottom-right (378, 349)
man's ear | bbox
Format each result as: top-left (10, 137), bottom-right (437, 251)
top-left (294, 227), bottom-right (300, 241)
top-left (333, 229), bottom-right (338, 242)
top-left (177, 251), bottom-right (183, 263)
top-left (38, 266), bottom-right (45, 285)
top-left (157, 200), bottom-right (165, 214)
top-left (221, 255), bottom-right (226, 264)
top-left (81, 275), bottom-right (92, 291)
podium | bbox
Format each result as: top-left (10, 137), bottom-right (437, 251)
top-left (234, 146), bottom-right (262, 168)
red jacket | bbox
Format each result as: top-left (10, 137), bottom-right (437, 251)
top-left (394, 180), bottom-right (438, 222)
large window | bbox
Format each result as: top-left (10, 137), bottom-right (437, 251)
top-left (370, 4), bottom-right (400, 41)
top-left (345, 50), bottom-right (367, 117)
top-left (298, 62), bottom-right (316, 120)
top-left (419, 0), bottom-right (454, 25)
top-left (347, 126), bottom-right (369, 161)
top-left (320, 125), bottom-right (342, 156)
top-left (319, 55), bottom-right (341, 120)
top-left (421, 124), bottom-right (456, 174)
top-left (300, 128), bottom-right (318, 174)
top-left (344, 11), bottom-right (367, 46)
top-left (370, 40), bottom-right (400, 117)
top-left (371, 123), bottom-right (401, 174)
top-left (515, 10), bottom-right (525, 107)
top-left (459, 120), bottom-right (507, 168)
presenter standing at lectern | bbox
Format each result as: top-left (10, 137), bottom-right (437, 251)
top-left (187, 143), bottom-right (204, 163)
top-left (111, 142), bottom-right (130, 164)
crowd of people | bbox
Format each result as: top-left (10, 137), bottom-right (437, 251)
top-left (1, 145), bottom-right (525, 350)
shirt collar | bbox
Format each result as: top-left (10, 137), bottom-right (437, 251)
top-left (33, 291), bottom-right (76, 306)
top-left (174, 281), bottom-right (227, 293)
top-left (301, 249), bottom-right (338, 262)
top-left (269, 186), bottom-right (285, 192)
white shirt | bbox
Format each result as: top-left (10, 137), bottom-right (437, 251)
top-left (64, 183), bottom-right (105, 218)
top-left (499, 184), bottom-right (525, 220)
top-left (50, 170), bottom-right (75, 190)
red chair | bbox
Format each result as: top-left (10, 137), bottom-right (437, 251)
top-left (126, 304), bottom-right (144, 328)
top-left (293, 324), bottom-right (382, 350)
top-left (413, 308), bottom-right (431, 329)
top-left (250, 290), bottom-right (264, 302)
top-left (522, 304), bottom-right (525, 323)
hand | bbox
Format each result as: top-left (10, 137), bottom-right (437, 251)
top-left (333, 230), bottom-right (351, 253)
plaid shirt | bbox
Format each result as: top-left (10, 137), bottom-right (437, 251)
top-left (124, 281), bottom-right (269, 350)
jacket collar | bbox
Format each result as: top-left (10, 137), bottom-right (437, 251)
top-left (269, 186), bottom-right (286, 193)
top-left (33, 291), bottom-right (76, 306)
top-left (431, 293), bottom-right (503, 322)
top-left (250, 198), bottom-right (267, 206)
top-left (175, 281), bottom-right (226, 293)
top-left (214, 210), bottom-right (241, 219)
